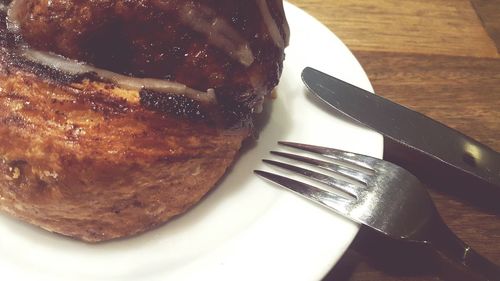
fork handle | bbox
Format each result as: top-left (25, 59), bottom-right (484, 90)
top-left (431, 217), bottom-right (500, 281)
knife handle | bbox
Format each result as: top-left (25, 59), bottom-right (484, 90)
top-left (430, 215), bottom-right (500, 281)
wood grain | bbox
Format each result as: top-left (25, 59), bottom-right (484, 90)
top-left (471, 0), bottom-right (500, 52)
top-left (354, 50), bottom-right (500, 150)
top-left (289, 0), bottom-right (499, 58)
top-left (286, 0), bottom-right (500, 280)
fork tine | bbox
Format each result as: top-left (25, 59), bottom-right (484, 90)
top-left (262, 159), bottom-right (362, 198)
top-left (278, 141), bottom-right (377, 170)
top-left (270, 151), bottom-right (371, 184)
top-left (254, 170), bottom-right (353, 214)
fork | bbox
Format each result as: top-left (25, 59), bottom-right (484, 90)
top-left (254, 141), bottom-right (500, 281)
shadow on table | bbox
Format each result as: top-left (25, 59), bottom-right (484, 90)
top-left (323, 226), bottom-right (483, 281)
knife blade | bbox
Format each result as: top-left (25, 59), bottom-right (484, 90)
top-left (301, 67), bottom-right (500, 210)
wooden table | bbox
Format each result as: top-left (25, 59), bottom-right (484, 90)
top-left (287, 0), bottom-right (500, 280)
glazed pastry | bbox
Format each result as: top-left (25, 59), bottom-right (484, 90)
top-left (0, 0), bottom-right (289, 242)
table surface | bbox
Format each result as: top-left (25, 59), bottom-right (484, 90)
top-left (287, 0), bottom-right (500, 280)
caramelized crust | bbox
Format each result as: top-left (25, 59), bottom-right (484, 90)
top-left (0, 0), bottom-right (288, 242)
top-left (0, 63), bottom-right (245, 242)
top-left (13, 0), bottom-right (289, 112)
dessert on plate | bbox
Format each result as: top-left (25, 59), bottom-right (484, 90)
top-left (0, 0), bottom-right (289, 242)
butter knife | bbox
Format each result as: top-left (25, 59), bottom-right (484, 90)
top-left (301, 67), bottom-right (500, 210)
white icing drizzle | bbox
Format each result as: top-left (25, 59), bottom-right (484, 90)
top-left (154, 1), bottom-right (255, 67)
top-left (6, 0), bottom-right (24, 34)
top-left (9, 0), bottom-right (256, 67)
top-left (21, 49), bottom-right (217, 104)
top-left (256, 0), bottom-right (285, 49)
top-left (5, 0), bottom-right (290, 69)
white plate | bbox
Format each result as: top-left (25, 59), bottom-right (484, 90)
top-left (0, 3), bottom-right (382, 281)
